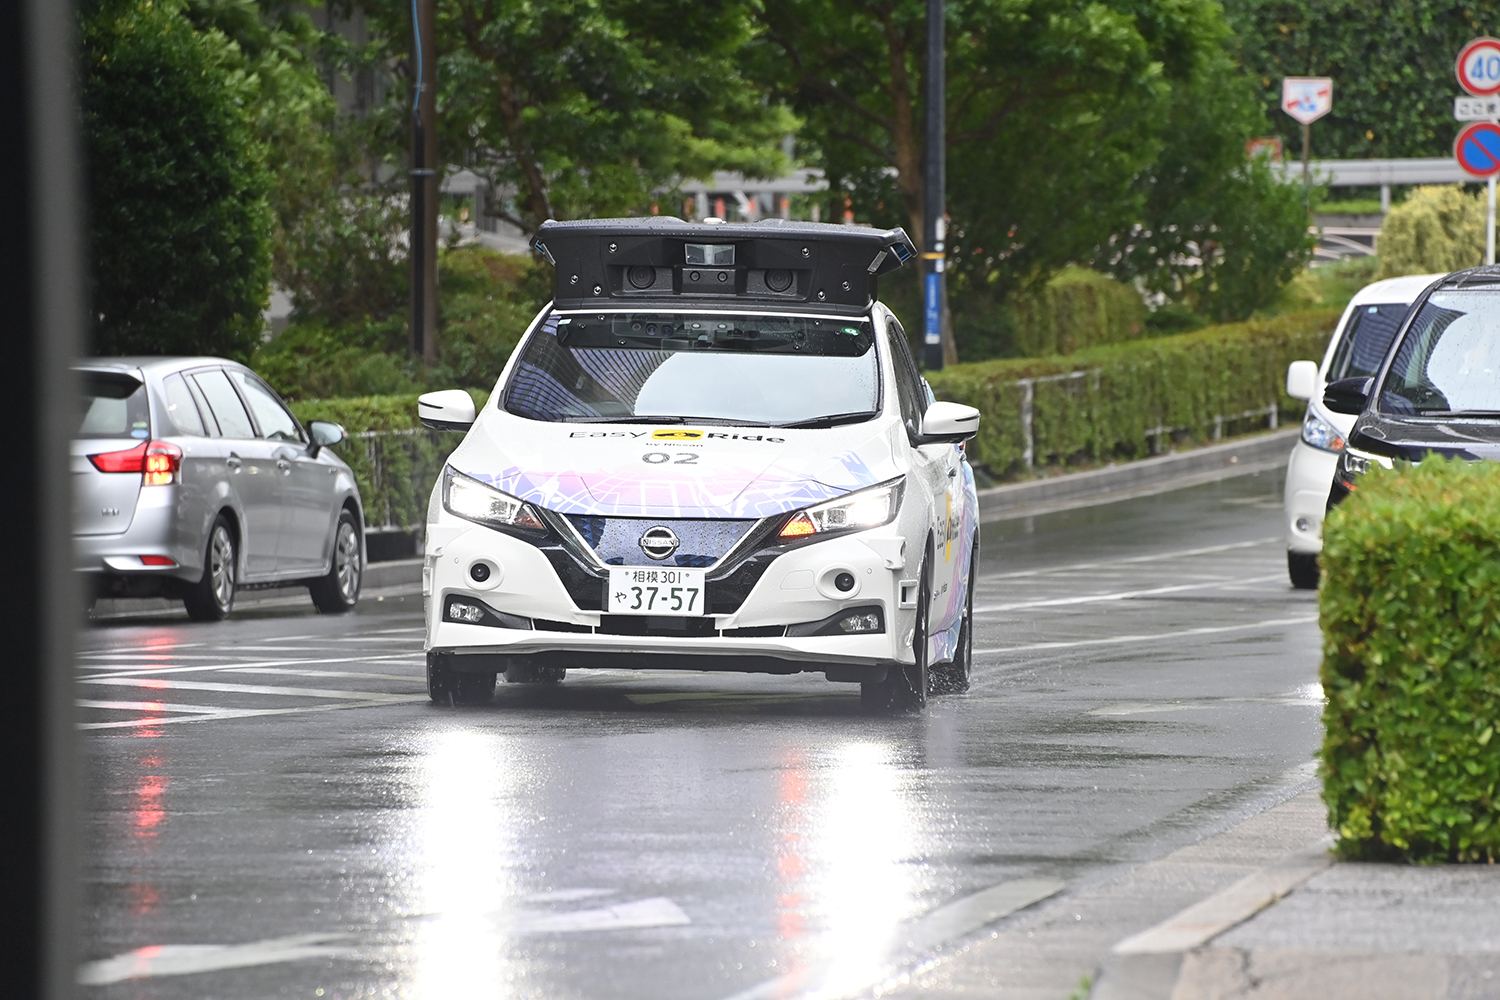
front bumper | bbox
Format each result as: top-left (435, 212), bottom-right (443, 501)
top-left (424, 521), bottom-right (914, 678)
top-left (1283, 439), bottom-right (1340, 554)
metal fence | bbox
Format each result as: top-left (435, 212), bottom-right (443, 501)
top-left (335, 427), bottom-right (460, 532)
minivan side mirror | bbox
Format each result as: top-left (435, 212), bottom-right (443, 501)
top-left (918, 401), bottom-right (981, 444)
top-left (1323, 377), bottom-right (1373, 415)
top-left (306, 420), bottom-right (345, 457)
top-left (1286, 360), bottom-right (1318, 401)
top-left (418, 389), bottom-right (477, 431)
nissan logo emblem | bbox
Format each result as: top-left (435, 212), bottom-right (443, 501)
top-left (639, 526), bottom-right (680, 561)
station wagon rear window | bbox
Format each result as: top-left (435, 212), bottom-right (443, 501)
top-left (77, 371), bottom-right (149, 439)
top-left (505, 313), bottom-right (880, 427)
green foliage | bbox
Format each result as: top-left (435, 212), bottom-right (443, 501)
top-left (1319, 459), bottom-right (1500, 863)
top-left (925, 309), bottom-right (1338, 477)
top-left (252, 247), bottom-right (543, 400)
top-left (358, 0), bottom-right (796, 232)
top-left (82, 0), bottom-right (272, 358)
top-left (1222, 1), bottom-right (1500, 160)
top-left (1011, 268), bottom-right (1146, 357)
top-left (1376, 185), bottom-right (1486, 279)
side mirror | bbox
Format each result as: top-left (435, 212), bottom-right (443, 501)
top-left (1323, 377), bottom-right (1373, 416)
top-left (306, 419), bottom-right (346, 456)
top-left (419, 389), bottom-right (477, 431)
top-left (918, 401), bottom-right (980, 444)
top-left (1286, 360), bottom-right (1318, 401)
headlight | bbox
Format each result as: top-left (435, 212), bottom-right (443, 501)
top-left (442, 466), bottom-right (547, 533)
top-left (1301, 408), bottom-right (1345, 453)
top-left (1334, 446), bottom-right (1393, 490)
top-left (779, 478), bottom-right (904, 539)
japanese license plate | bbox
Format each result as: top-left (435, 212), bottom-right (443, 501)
top-left (606, 567), bottom-right (706, 616)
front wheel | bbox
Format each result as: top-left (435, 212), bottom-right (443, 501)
top-left (931, 542), bottom-right (976, 695)
top-left (862, 551), bottom-right (931, 714)
top-left (310, 510), bottom-right (363, 613)
top-left (504, 664), bottom-right (566, 684)
top-left (183, 516), bottom-right (236, 621)
top-left (427, 652), bottom-right (495, 706)
top-left (1288, 550), bottom-right (1320, 590)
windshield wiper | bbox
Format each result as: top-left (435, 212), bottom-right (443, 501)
top-left (1415, 409), bottom-right (1500, 418)
top-left (775, 410), bottom-right (879, 429)
top-left (564, 415), bottom-right (684, 424)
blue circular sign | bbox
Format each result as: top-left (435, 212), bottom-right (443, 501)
top-left (1455, 122), bottom-right (1500, 178)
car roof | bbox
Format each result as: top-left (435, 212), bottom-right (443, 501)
top-left (1346, 273), bottom-right (1444, 307)
top-left (75, 356), bottom-right (245, 376)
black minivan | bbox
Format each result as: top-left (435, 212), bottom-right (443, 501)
top-left (1325, 266), bottom-right (1500, 505)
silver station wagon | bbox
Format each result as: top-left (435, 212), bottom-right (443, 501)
top-left (74, 357), bottom-right (366, 619)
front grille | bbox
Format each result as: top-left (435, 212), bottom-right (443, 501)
top-left (564, 515), bottom-right (756, 568)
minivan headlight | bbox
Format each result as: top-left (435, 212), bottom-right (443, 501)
top-left (1301, 408), bottom-right (1345, 453)
top-left (442, 466), bottom-right (547, 533)
top-left (779, 478), bottom-right (904, 539)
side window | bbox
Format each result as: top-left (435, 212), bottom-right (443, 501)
top-left (161, 373), bottom-right (206, 436)
top-left (886, 318), bottom-right (925, 431)
top-left (230, 370), bottom-right (303, 442)
top-left (191, 369), bottom-right (256, 439)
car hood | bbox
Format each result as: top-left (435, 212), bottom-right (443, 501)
top-left (1352, 411), bottom-right (1500, 462)
top-left (449, 410), bottom-right (904, 518)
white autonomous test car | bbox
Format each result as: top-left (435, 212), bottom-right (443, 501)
top-left (418, 218), bottom-right (982, 712)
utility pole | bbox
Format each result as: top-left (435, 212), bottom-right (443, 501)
top-left (409, 0), bottom-right (437, 365)
top-left (921, 0), bottom-right (946, 371)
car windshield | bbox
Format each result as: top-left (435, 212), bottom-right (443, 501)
top-left (504, 312), bottom-right (880, 426)
top-left (77, 371), bottom-right (150, 439)
top-left (1328, 302), bottom-right (1409, 381)
top-left (1381, 290), bottom-right (1500, 415)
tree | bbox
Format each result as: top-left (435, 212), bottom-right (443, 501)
top-left (356, 0), bottom-right (797, 234)
top-left (82, 0), bottom-right (272, 358)
top-left (1222, 0), bottom-right (1500, 160)
top-left (749, 0), bottom-right (1230, 358)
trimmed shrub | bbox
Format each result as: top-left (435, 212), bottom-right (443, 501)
top-left (1377, 185), bottom-right (1485, 279)
top-left (1011, 267), bottom-right (1147, 356)
top-left (925, 309), bottom-right (1338, 477)
top-left (1320, 459), bottom-right (1500, 863)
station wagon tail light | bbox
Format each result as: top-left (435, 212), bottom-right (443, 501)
top-left (88, 440), bottom-right (182, 486)
top-left (779, 478), bottom-right (904, 539)
top-left (442, 466), bottom-right (548, 533)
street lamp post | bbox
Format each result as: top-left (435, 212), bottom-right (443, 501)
top-left (921, 0), bottom-right (945, 371)
top-left (409, 0), bottom-right (437, 365)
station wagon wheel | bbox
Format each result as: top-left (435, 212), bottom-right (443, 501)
top-left (862, 550), bottom-right (931, 714)
top-left (931, 541), bottom-right (976, 695)
top-left (310, 510), bottom-right (363, 614)
top-left (183, 515), bottom-right (236, 622)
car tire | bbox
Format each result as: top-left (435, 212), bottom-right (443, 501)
top-left (862, 549), bottom-right (931, 714)
top-left (931, 542), bottom-right (976, 695)
top-left (183, 515), bottom-right (236, 621)
top-left (504, 664), bottom-right (566, 684)
top-left (309, 509), bottom-right (363, 614)
top-left (1288, 550), bottom-right (1320, 590)
top-left (427, 652), bottom-right (495, 706)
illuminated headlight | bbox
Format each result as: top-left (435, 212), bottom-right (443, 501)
top-left (779, 479), bottom-right (904, 539)
top-left (1301, 408), bottom-right (1345, 453)
top-left (1334, 446), bottom-right (1393, 490)
top-left (442, 466), bottom-right (547, 533)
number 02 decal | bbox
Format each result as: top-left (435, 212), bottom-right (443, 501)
top-left (642, 452), bottom-right (698, 465)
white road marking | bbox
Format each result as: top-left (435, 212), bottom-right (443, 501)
top-left (77, 697), bottom-right (428, 730)
top-left (223, 667), bottom-right (422, 683)
top-left (76, 700), bottom-right (232, 716)
top-left (78, 676), bottom-right (424, 702)
top-left (973, 614), bottom-right (1319, 657)
top-left (974, 573), bottom-right (1284, 614)
top-left (1087, 694), bottom-right (1325, 716)
top-left (978, 537), bottom-right (1278, 581)
top-left (523, 888), bottom-right (617, 903)
top-left (79, 652), bottom-right (423, 680)
top-left (509, 896), bottom-right (690, 934)
top-left (721, 878), bottom-right (1065, 1000)
top-left (78, 933), bottom-right (356, 985)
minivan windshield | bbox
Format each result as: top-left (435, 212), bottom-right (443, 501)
top-left (1381, 291), bottom-right (1500, 416)
top-left (504, 313), bottom-right (880, 427)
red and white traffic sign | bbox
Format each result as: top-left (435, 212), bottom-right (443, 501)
top-left (1282, 77), bottom-right (1333, 125)
top-left (1457, 38), bottom-right (1500, 97)
top-left (1455, 121), bottom-right (1500, 178)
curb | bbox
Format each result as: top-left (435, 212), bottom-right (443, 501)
top-left (977, 429), bottom-right (1298, 523)
top-left (1091, 838), bottom-right (1334, 1000)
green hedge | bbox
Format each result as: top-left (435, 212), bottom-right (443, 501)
top-left (925, 308), bottom-right (1339, 477)
top-left (1320, 459), bottom-right (1500, 863)
top-left (1011, 267), bottom-right (1147, 356)
top-left (290, 390), bottom-right (486, 531)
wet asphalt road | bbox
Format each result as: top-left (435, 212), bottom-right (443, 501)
top-left (77, 466), bottom-right (1324, 1000)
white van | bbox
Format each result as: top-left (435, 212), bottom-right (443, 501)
top-left (1281, 273), bottom-right (1440, 587)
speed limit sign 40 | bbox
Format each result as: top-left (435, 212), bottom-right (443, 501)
top-left (1458, 37), bottom-right (1500, 97)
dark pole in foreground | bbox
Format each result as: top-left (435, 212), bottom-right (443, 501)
top-left (3, 0), bottom-right (84, 996)
top-left (922, 0), bottom-right (946, 371)
top-left (409, 0), bottom-right (438, 365)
